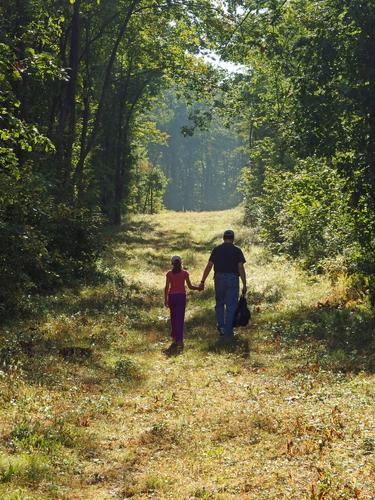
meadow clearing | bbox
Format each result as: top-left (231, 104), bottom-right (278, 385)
top-left (0, 208), bottom-right (374, 499)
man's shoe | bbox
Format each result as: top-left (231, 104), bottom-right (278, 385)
top-left (217, 326), bottom-right (225, 336)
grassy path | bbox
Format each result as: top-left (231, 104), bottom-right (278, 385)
top-left (0, 209), bottom-right (374, 499)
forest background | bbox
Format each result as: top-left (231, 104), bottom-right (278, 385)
top-left (1, 0), bottom-right (375, 313)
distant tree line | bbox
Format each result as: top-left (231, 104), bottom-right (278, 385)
top-left (148, 91), bottom-right (246, 211)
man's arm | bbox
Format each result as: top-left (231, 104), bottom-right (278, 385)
top-left (238, 262), bottom-right (247, 296)
top-left (199, 261), bottom-right (213, 290)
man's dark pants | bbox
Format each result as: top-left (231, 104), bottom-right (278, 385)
top-left (214, 273), bottom-right (239, 337)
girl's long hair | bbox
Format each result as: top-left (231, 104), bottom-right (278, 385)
top-left (172, 260), bottom-right (182, 273)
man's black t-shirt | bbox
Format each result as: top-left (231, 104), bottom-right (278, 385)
top-left (209, 243), bottom-right (246, 275)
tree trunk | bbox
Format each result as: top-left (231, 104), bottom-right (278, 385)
top-left (366, 30), bottom-right (375, 205)
top-left (150, 187), bottom-right (154, 214)
top-left (111, 72), bottom-right (153, 224)
top-left (112, 101), bottom-right (126, 225)
top-left (56, 0), bottom-right (81, 199)
top-left (78, 0), bottom-right (139, 172)
top-left (143, 189), bottom-right (150, 214)
top-left (73, 22), bottom-right (91, 202)
top-left (365, 27), bottom-right (375, 307)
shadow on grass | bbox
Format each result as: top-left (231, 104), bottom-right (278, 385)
top-left (106, 236), bottom-right (218, 279)
top-left (0, 325), bottom-right (145, 390)
top-left (107, 220), bottom-right (219, 264)
top-left (28, 272), bottom-right (162, 320)
top-left (184, 306), bottom-right (251, 357)
top-left (257, 303), bottom-right (375, 373)
top-left (207, 336), bottom-right (250, 356)
top-left (185, 283), bottom-right (374, 372)
top-left (105, 220), bottom-right (157, 246)
top-left (1, 219), bottom-right (226, 391)
top-left (143, 252), bottom-right (170, 271)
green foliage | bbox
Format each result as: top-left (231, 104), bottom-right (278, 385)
top-left (0, 0), bottom-right (229, 311)
top-left (128, 161), bottom-right (168, 214)
top-left (0, 31), bottom-right (56, 169)
top-left (230, 0), bottom-right (375, 300)
top-left (44, 204), bottom-right (104, 280)
top-left (114, 357), bottom-right (142, 381)
top-left (0, 168), bottom-right (104, 315)
top-left (260, 158), bottom-right (353, 267)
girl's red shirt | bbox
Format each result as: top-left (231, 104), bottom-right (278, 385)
top-left (166, 270), bottom-right (189, 294)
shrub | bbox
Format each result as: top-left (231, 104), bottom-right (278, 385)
top-left (241, 152), bottom-right (375, 302)
top-left (0, 168), bottom-right (105, 316)
top-left (114, 358), bottom-right (142, 381)
top-left (260, 158), bottom-right (353, 267)
top-left (45, 203), bottom-right (104, 281)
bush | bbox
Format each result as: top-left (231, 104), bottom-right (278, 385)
top-left (0, 169), bottom-right (105, 317)
top-left (260, 158), bottom-right (353, 267)
top-left (241, 152), bottom-right (375, 302)
top-left (45, 204), bottom-right (104, 281)
top-left (114, 358), bottom-right (142, 381)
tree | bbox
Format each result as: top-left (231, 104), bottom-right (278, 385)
top-left (225, 0), bottom-right (375, 300)
top-left (0, 0), bottom-right (232, 311)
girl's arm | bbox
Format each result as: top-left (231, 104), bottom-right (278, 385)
top-left (186, 275), bottom-right (199, 291)
top-left (164, 276), bottom-right (169, 307)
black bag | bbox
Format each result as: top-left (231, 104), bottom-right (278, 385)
top-left (233, 296), bottom-right (251, 327)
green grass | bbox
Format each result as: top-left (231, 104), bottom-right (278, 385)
top-left (0, 207), bottom-right (374, 498)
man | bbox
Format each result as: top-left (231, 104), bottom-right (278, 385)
top-left (199, 229), bottom-right (247, 337)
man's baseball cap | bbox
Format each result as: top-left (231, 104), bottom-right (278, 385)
top-left (223, 229), bottom-right (234, 239)
top-left (171, 255), bottom-right (182, 263)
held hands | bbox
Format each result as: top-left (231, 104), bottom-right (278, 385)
top-left (190, 285), bottom-right (202, 291)
top-left (242, 285), bottom-right (247, 296)
top-left (191, 282), bottom-right (204, 291)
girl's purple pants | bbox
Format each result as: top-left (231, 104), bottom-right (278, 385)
top-left (168, 293), bottom-right (186, 343)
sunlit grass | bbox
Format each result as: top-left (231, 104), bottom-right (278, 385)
top-left (0, 207), bottom-right (373, 498)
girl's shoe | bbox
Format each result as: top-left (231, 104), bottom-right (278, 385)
top-left (163, 342), bottom-right (183, 356)
top-left (163, 342), bottom-right (178, 356)
top-left (176, 343), bottom-right (184, 354)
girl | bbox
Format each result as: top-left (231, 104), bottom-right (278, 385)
top-left (164, 255), bottom-right (199, 353)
